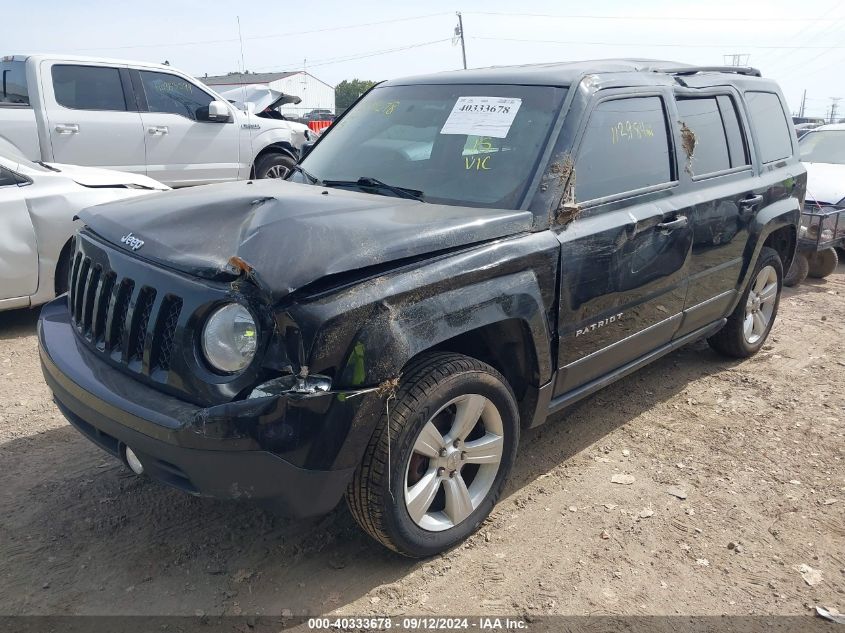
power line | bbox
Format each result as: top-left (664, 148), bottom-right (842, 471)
top-left (469, 35), bottom-right (845, 50)
top-left (465, 10), bottom-right (838, 22)
top-left (245, 38), bottom-right (452, 73)
top-left (69, 12), bottom-right (452, 52)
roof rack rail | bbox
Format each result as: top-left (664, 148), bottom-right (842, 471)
top-left (652, 66), bottom-right (762, 78)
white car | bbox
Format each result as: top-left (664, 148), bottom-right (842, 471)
top-left (0, 144), bottom-right (167, 312)
top-left (1, 54), bottom-right (312, 187)
top-left (800, 123), bottom-right (845, 206)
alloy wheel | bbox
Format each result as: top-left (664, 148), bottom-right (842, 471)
top-left (743, 265), bottom-right (778, 344)
top-left (403, 394), bottom-right (504, 532)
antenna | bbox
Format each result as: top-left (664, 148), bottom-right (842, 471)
top-left (236, 16), bottom-right (255, 172)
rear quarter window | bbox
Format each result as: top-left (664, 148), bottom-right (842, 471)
top-left (745, 91), bottom-right (793, 163)
top-left (1, 60), bottom-right (29, 106)
top-left (575, 96), bottom-right (674, 201)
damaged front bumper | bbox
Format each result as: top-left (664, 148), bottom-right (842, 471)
top-left (38, 297), bottom-right (373, 517)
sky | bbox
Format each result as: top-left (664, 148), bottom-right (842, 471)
top-left (8, 0), bottom-right (845, 119)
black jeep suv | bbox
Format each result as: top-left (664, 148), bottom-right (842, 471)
top-left (39, 60), bottom-right (805, 557)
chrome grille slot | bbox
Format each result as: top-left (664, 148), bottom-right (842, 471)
top-left (152, 296), bottom-right (182, 372)
top-left (131, 287), bottom-right (157, 362)
top-left (93, 272), bottom-right (116, 344)
top-left (81, 265), bottom-right (101, 336)
top-left (110, 279), bottom-right (135, 352)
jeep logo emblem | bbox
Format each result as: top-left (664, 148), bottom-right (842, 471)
top-left (120, 232), bottom-right (145, 251)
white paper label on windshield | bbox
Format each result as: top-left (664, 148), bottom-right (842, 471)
top-left (440, 96), bottom-right (522, 138)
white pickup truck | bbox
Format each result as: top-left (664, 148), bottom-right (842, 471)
top-left (1, 54), bottom-right (311, 187)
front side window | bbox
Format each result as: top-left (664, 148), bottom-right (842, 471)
top-left (1, 60), bottom-right (29, 106)
top-left (300, 83), bottom-right (566, 209)
top-left (575, 96), bottom-right (673, 202)
top-left (52, 65), bottom-right (127, 111)
top-left (745, 91), bottom-right (793, 163)
top-left (0, 165), bottom-right (20, 186)
top-left (676, 97), bottom-right (731, 175)
top-left (139, 71), bottom-right (214, 121)
top-left (799, 130), bottom-right (845, 164)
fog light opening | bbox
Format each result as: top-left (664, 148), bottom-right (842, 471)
top-left (123, 445), bottom-right (145, 475)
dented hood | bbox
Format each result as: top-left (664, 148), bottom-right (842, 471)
top-left (77, 179), bottom-right (533, 300)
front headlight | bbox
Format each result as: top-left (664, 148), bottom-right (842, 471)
top-left (201, 303), bottom-right (257, 373)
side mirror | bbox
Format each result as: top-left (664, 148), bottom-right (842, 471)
top-left (207, 100), bottom-right (232, 123)
top-left (300, 140), bottom-right (316, 159)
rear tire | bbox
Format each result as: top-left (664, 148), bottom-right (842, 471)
top-left (346, 352), bottom-right (519, 558)
top-left (254, 152), bottom-right (295, 179)
top-left (807, 247), bottom-right (838, 278)
top-left (708, 246), bottom-right (782, 359)
top-left (783, 252), bottom-right (809, 287)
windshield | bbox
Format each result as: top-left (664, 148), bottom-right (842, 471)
top-left (299, 83), bottom-right (566, 209)
top-left (799, 130), bottom-right (845, 164)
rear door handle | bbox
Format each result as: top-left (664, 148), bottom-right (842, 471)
top-left (740, 194), bottom-right (764, 210)
top-left (657, 215), bottom-right (689, 231)
top-left (147, 126), bottom-right (169, 135)
top-left (55, 124), bottom-right (79, 134)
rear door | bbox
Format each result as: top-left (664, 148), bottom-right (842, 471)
top-left (0, 165), bottom-right (38, 299)
top-left (41, 62), bottom-right (146, 173)
top-left (673, 90), bottom-right (757, 335)
top-left (554, 91), bottom-right (693, 395)
top-left (133, 69), bottom-right (240, 186)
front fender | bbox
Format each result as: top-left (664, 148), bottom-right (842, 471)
top-left (251, 126), bottom-right (305, 161)
top-left (292, 232), bottom-right (560, 390)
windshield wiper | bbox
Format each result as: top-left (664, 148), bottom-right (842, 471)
top-left (322, 176), bottom-right (424, 202)
top-left (291, 163), bottom-right (321, 184)
top-left (35, 161), bottom-right (61, 172)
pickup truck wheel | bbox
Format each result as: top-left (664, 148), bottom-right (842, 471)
top-left (783, 252), bottom-right (809, 287)
top-left (254, 153), bottom-right (295, 179)
top-left (708, 246), bottom-right (782, 359)
top-left (807, 247), bottom-right (838, 278)
top-left (346, 352), bottom-right (519, 558)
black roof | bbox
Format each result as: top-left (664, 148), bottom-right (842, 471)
top-left (382, 59), bottom-right (762, 87)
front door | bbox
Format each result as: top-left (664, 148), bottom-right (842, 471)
top-left (42, 62), bottom-right (146, 174)
top-left (134, 70), bottom-right (240, 187)
top-left (0, 165), bottom-right (38, 299)
top-left (554, 92), bottom-right (692, 396)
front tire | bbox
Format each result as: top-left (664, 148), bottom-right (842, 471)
top-left (254, 152), bottom-right (295, 179)
top-left (346, 352), bottom-right (519, 558)
top-left (807, 247), bottom-right (838, 278)
top-left (708, 246), bottom-right (783, 359)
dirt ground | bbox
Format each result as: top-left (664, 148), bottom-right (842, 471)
top-left (1, 267), bottom-right (843, 620)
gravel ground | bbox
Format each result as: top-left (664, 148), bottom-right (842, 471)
top-left (0, 266), bottom-right (843, 619)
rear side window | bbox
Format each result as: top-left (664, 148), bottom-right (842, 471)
top-left (576, 96), bottom-right (673, 201)
top-left (138, 71), bottom-right (213, 120)
top-left (677, 97), bottom-right (731, 175)
top-left (1, 60), bottom-right (29, 106)
top-left (745, 91), bottom-right (793, 163)
top-left (52, 65), bottom-right (127, 111)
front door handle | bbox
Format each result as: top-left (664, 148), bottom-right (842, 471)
top-left (657, 215), bottom-right (689, 231)
top-left (740, 194), bottom-right (764, 210)
top-left (147, 126), bottom-right (169, 135)
top-left (55, 124), bottom-right (79, 135)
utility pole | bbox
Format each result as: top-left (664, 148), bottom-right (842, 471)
top-left (723, 53), bottom-right (750, 67)
top-left (830, 97), bottom-right (841, 123)
top-left (799, 89), bottom-right (807, 118)
top-left (455, 12), bottom-right (467, 70)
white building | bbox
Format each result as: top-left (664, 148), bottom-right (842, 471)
top-left (202, 71), bottom-right (335, 118)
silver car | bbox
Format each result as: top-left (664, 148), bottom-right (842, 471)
top-left (0, 144), bottom-right (167, 312)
